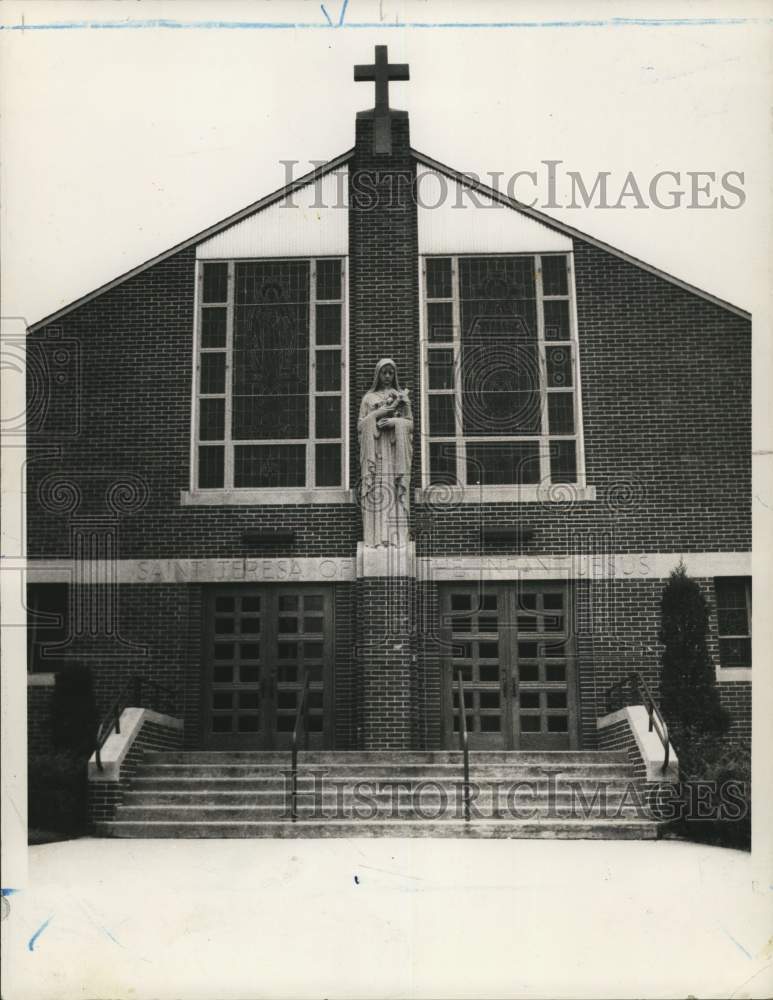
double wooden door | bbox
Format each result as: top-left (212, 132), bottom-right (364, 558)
top-left (202, 586), bottom-right (333, 749)
top-left (440, 582), bottom-right (579, 750)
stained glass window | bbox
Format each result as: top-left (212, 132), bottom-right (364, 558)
top-left (195, 258), bottom-right (345, 490)
top-left (423, 253), bottom-right (580, 488)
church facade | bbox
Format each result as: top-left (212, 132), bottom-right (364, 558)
top-left (26, 50), bottom-right (751, 773)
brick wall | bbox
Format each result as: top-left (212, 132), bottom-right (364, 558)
top-left (333, 582), bottom-right (357, 748)
top-left (90, 717), bottom-right (183, 826)
top-left (28, 584), bottom-right (201, 744)
top-left (416, 579), bottom-right (442, 749)
top-left (28, 684), bottom-right (55, 755)
top-left (718, 680), bottom-right (752, 744)
top-left (348, 113), bottom-right (420, 498)
top-left (30, 574), bottom-right (746, 754)
top-left (26, 165), bottom-right (749, 564)
top-left (30, 581), bottom-right (359, 752)
top-left (598, 717), bottom-right (648, 782)
top-left (414, 236), bottom-right (750, 556)
top-left (25, 247), bottom-right (359, 561)
top-left (597, 714), bottom-right (674, 820)
top-left (356, 576), bottom-right (418, 749)
top-left (577, 575), bottom-right (751, 749)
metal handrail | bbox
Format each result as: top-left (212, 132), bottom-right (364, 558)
top-left (605, 670), bottom-right (671, 773)
top-left (94, 675), bottom-right (177, 771)
top-left (290, 673), bottom-right (311, 822)
top-left (457, 669), bottom-right (471, 822)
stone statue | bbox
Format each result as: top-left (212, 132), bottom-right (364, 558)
top-left (358, 358), bottom-right (414, 547)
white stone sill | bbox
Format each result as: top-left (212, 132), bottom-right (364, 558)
top-left (180, 488), bottom-right (355, 506)
top-left (27, 673), bottom-right (56, 687)
top-left (716, 667), bottom-right (752, 683)
top-left (414, 485), bottom-right (597, 504)
top-left (181, 486), bottom-right (597, 506)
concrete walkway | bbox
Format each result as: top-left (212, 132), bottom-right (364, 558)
top-left (2, 837), bottom-right (771, 999)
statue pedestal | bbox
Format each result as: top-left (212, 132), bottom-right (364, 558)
top-left (355, 542), bottom-right (418, 749)
top-left (356, 541), bottom-right (416, 578)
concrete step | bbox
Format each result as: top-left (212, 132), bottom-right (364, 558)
top-left (101, 748), bottom-right (658, 840)
top-left (97, 818), bottom-right (660, 840)
top-left (131, 763), bottom-right (635, 780)
top-left (128, 776), bottom-right (639, 794)
top-left (142, 750), bottom-right (630, 766)
top-left (122, 787), bottom-right (641, 806)
top-left (113, 803), bottom-right (653, 822)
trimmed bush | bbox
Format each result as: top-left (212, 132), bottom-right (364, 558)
top-left (28, 751), bottom-right (89, 837)
top-left (659, 562), bottom-right (729, 743)
top-left (658, 566), bottom-right (748, 849)
top-left (29, 662), bottom-right (97, 840)
top-left (51, 661), bottom-right (98, 756)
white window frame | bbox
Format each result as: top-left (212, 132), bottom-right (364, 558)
top-left (417, 252), bottom-right (595, 503)
top-left (183, 255), bottom-right (352, 505)
top-left (714, 575), bottom-right (752, 682)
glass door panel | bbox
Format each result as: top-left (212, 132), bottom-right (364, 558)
top-left (441, 582), bottom-right (578, 750)
top-left (204, 586), bottom-right (332, 749)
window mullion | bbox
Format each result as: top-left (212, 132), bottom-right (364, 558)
top-left (191, 264), bottom-right (202, 491)
top-left (224, 261), bottom-right (235, 490)
top-left (567, 253), bottom-right (587, 488)
top-left (308, 262), bottom-right (317, 489)
top-left (451, 256), bottom-right (465, 486)
top-left (419, 257), bottom-right (429, 489)
top-left (341, 256), bottom-right (349, 489)
top-left (746, 577), bottom-right (752, 629)
top-left (535, 255), bottom-right (550, 484)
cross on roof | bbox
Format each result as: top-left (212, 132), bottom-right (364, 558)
top-left (354, 45), bottom-right (410, 113)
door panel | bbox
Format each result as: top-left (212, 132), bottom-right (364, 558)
top-left (442, 589), bottom-right (506, 749)
top-left (203, 586), bottom-right (333, 749)
top-left (441, 582), bottom-right (579, 750)
top-left (273, 592), bottom-right (328, 747)
top-left (206, 591), bottom-right (268, 745)
top-left (510, 584), bottom-right (577, 749)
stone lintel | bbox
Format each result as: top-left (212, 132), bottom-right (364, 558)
top-left (357, 542), bottom-right (416, 578)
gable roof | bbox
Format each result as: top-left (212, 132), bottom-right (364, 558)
top-left (28, 146), bottom-right (750, 333)
top-left (27, 150), bottom-right (355, 333)
top-left (412, 149), bottom-right (750, 320)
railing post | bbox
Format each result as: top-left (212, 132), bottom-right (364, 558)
top-left (457, 670), bottom-right (471, 823)
top-left (291, 741), bottom-right (298, 822)
top-left (291, 674), bottom-right (311, 822)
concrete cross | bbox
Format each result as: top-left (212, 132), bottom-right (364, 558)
top-left (354, 45), bottom-right (410, 113)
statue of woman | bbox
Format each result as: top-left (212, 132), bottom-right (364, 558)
top-left (358, 358), bottom-right (414, 548)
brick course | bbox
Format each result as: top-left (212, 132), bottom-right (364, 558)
top-left (90, 717), bottom-right (183, 827)
top-left (598, 715), bottom-right (675, 820)
top-left (356, 576), bottom-right (418, 749)
top-left (28, 684), bottom-right (55, 756)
